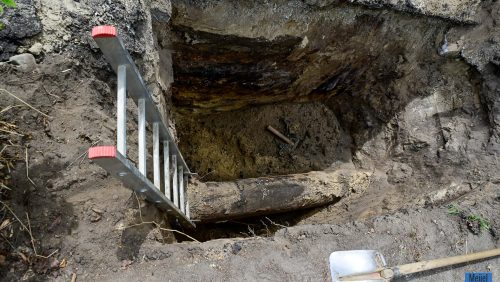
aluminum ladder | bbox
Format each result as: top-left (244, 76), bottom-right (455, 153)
top-left (88, 25), bottom-right (194, 228)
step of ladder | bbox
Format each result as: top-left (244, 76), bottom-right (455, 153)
top-left (88, 26), bottom-right (194, 228)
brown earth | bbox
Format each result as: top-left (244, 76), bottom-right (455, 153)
top-left (0, 0), bottom-right (500, 281)
top-left (174, 102), bottom-right (347, 181)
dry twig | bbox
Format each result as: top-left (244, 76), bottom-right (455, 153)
top-left (265, 217), bottom-right (288, 229)
top-left (0, 183), bottom-right (12, 191)
top-left (247, 225), bottom-right (256, 237)
top-left (41, 85), bottom-right (62, 100)
top-left (25, 147), bottom-right (36, 187)
top-left (0, 128), bottom-right (24, 136)
top-left (67, 80), bottom-right (84, 93)
top-left (133, 192), bottom-right (144, 222)
top-left (116, 221), bottom-right (200, 243)
top-left (198, 170), bottom-right (215, 181)
top-left (260, 219), bottom-right (270, 236)
top-left (25, 213), bottom-right (37, 255)
top-left (0, 233), bottom-right (15, 250)
top-left (116, 192), bottom-right (199, 243)
top-left (66, 139), bottom-right (101, 169)
top-left (0, 201), bottom-right (58, 258)
top-left (0, 105), bottom-right (24, 114)
top-left (0, 88), bottom-right (51, 118)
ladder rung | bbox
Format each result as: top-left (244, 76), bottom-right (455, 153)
top-left (179, 166), bottom-right (184, 213)
top-left (138, 98), bottom-right (146, 175)
top-left (163, 141), bottom-right (171, 200)
top-left (172, 155), bottom-right (178, 208)
top-left (153, 123), bottom-right (160, 189)
top-left (116, 64), bottom-right (127, 156)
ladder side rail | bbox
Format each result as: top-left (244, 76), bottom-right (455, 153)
top-left (92, 28), bottom-right (190, 174)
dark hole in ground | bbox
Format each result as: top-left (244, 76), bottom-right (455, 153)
top-left (177, 207), bottom-right (321, 242)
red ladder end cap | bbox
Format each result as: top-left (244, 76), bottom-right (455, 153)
top-left (92, 26), bottom-right (117, 38)
top-left (89, 146), bottom-right (117, 159)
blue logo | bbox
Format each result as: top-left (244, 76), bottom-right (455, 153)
top-left (465, 272), bottom-right (492, 282)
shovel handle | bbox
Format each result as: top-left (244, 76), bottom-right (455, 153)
top-left (393, 248), bottom-right (500, 277)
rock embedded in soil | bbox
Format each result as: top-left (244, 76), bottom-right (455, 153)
top-left (8, 53), bottom-right (37, 72)
top-left (0, 0), bottom-right (41, 60)
top-left (28, 43), bottom-right (43, 56)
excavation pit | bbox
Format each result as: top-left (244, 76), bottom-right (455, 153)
top-left (152, 0), bottom-right (489, 241)
top-left (173, 102), bottom-right (351, 182)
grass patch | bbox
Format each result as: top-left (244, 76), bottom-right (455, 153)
top-left (467, 214), bottom-right (491, 231)
top-left (447, 203), bottom-right (460, 215)
top-left (447, 203), bottom-right (491, 233)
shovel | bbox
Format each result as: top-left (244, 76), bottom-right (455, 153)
top-left (329, 248), bottom-right (500, 281)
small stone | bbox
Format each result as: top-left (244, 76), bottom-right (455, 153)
top-left (232, 242), bottom-right (242, 254)
top-left (43, 44), bottom-right (53, 53)
top-left (112, 195), bottom-right (119, 200)
top-left (91, 207), bottom-right (104, 214)
top-left (8, 54), bottom-right (37, 72)
top-left (90, 214), bottom-right (102, 222)
top-left (17, 47), bottom-right (28, 53)
top-left (439, 42), bottom-right (461, 58)
top-left (145, 250), bottom-right (171, 260)
top-left (28, 43), bottom-right (43, 55)
top-left (50, 258), bottom-right (60, 269)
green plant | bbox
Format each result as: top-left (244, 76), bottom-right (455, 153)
top-left (447, 203), bottom-right (460, 215)
top-left (447, 203), bottom-right (491, 233)
top-left (467, 214), bottom-right (491, 231)
top-left (0, 0), bottom-right (16, 14)
top-left (0, 0), bottom-right (15, 31)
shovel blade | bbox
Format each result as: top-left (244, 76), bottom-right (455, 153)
top-left (329, 250), bottom-right (387, 282)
